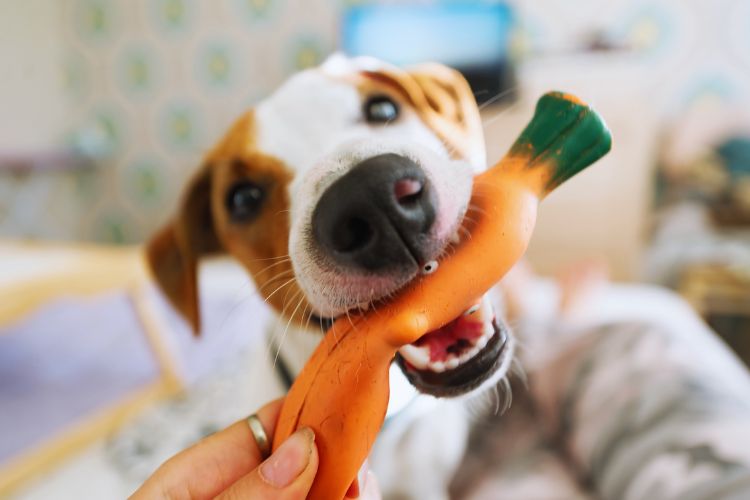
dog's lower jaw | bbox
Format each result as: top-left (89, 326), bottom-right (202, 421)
top-left (397, 321), bottom-right (514, 398)
top-left (268, 291), bottom-right (514, 499)
top-left (270, 286), bottom-right (517, 406)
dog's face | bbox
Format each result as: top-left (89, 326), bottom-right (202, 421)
top-left (148, 55), bottom-right (512, 397)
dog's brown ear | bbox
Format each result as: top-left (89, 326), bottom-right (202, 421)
top-left (146, 166), bottom-right (222, 334)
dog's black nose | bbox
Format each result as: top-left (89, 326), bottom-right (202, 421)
top-left (313, 153), bottom-right (437, 272)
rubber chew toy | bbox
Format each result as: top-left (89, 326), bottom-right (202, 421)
top-left (273, 92), bottom-right (612, 499)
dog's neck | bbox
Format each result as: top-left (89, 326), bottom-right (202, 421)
top-left (267, 314), bottom-right (425, 418)
top-left (266, 315), bottom-right (325, 383)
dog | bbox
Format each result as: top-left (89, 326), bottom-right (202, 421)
top-left (146, 54), bottom-right (516, 499)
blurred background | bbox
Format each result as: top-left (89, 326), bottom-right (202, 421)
top-left (2, 0), bottom-right (750, 497)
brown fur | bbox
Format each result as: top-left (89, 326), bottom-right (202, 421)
top-left (146, 111), bottom-right (305, 332)
top-left (359, 64), bottom-right (483, 164)
top-left (147, 64), bottom-right (481, 334)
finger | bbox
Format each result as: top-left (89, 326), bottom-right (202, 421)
top-left (217, 427), bottom-right (318, 500)
top-left (131, 398), bottom-right (283, 500)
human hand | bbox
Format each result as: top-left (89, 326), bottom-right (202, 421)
top-left (131, 399), bottom-right (380, 499)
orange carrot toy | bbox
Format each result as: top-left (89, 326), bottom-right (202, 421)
top-left (273, 92), bottom-right (612, 499)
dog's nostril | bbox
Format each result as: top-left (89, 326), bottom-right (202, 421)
top-left (312, 153), bottom-right (437, 272)
top-left (394, 178), bottom-right (423, 206)
top-left (333, 217), bottom-right (373, 253)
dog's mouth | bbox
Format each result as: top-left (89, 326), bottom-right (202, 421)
top-left (395, 294), bottom-right (510, 397)
top-left (312, 293), bottom-right (511, 398)
top-left (306, 201), bottom-right (513, 398)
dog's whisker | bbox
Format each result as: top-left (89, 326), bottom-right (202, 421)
top-left (263, 276), bottom-right (298, 304)
top-left (257, 267), bottom-right (294, 285)
top-left (477, 86), bottom-right (519, 112)
top-left (467, 203), bottom-right (488, 214)
top-left (457, 225), bottom-right (473, 241)
top-left (492, 384), bottom-right (501, 416)
top-left (462, 214), bottom-right (480, 227)
top-left (217, 290), bottom-right (260, 335)
top-left (467, 200), bottom-right (488, 211)
top-left (480, 92), bottom-right (525, 128)
top-left (302, 303), bottom-right (315, 333)
top-left (280, 273), bottom-right (300, 307)
top-left (466, 208), bottom-right (488, 220)
top-left (266, 288), bottom-right (301, 369)
top-left (248, 253), bottom-right (290, 262)
top-left (500, 377), bottom-right (513, 414)
top-left (273, 290), bottom-right (306, 370)
top-left (344, 307), bottom-right (357, 333)
top-left (217, 270), bottom-right (295, 335)
top-left (257, 270), bottom-right (296, 292)
top-left (256, 270), bottom-right (295, 294)
top-left (253, 259), bottom-right (292, 278)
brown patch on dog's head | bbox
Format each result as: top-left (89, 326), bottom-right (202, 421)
top-left (147, 58), bottom-right (485, 334)
top-left (358, 63), bottom-right (485, 167)
top-left (146, 111), bottom-right (305, 333)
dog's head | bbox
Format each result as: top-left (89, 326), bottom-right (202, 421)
top-left (148, 55), bottom-right (512, 397)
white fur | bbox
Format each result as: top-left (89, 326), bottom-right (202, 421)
top-left (289, 138), bottom-right (472, 316)
top-left (255, 55), bottom-right (504, 499)
top-left (255, 60), bottom-right (473, 317)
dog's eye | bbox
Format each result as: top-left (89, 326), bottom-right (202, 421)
top-left (225, 181), bottom-right (265, 222)
top-left (363, 95), bottom-right (399, 124)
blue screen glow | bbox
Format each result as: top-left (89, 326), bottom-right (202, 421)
top-left (342, 3), bottom-right (514, 68)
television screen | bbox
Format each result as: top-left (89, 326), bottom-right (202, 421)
top-left (342, 3), bottom-right (516, 104)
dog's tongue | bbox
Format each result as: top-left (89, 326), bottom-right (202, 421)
top-left (414, 313), bottom-right (485, 362)
top-left (408, 294), bottom-right (493, 363)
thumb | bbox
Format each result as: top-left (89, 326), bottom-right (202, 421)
top-left (217, 427), bottom-right (318, 500)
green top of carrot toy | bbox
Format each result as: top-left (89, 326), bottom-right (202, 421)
top-left (510, 91), bottom-right (612, 193)
top-left (273, 90), bottom-right (612, 500)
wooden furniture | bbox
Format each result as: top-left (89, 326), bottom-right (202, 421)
top-left (0, 242), bottom-right (181, 496)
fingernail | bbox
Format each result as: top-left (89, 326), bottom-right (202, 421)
top-left (260, 427), bottom-right (315, 488)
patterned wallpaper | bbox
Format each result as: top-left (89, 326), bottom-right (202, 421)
top-left (1, 0), bottom-right (749, 244)
top-left (1, 0), bottom-right (338, 243)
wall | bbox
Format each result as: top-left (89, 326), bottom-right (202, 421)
top-left (0, 0), bottom-right (748, 273)
top-left (0, 1), bottom-right (66, 151)
top-left (1, 0), bottom-right (338, 243)
top-left (482, 0), bottom-right (750, 279)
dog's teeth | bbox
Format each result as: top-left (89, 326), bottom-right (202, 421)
top-left (463, 303), bottom-right (480, 316)
top-left (483, 318), bottom-right (495, 337)
top-left (361, 302), bottom-right (370, 311)
top-left (430, 361), bottom-right (446, 372)
top-left (464, 295), bottom-right (493, 321)
top-left (445, 358), bottom-right (460, 370)
top-left (450, 231), bottom-right (461, 244)
top-left (475, 335), bottom-right (489, 350)
top-left (399, 344), bottom-right (430, 370)
top-left (459, 346), bottom-right (480, 364)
